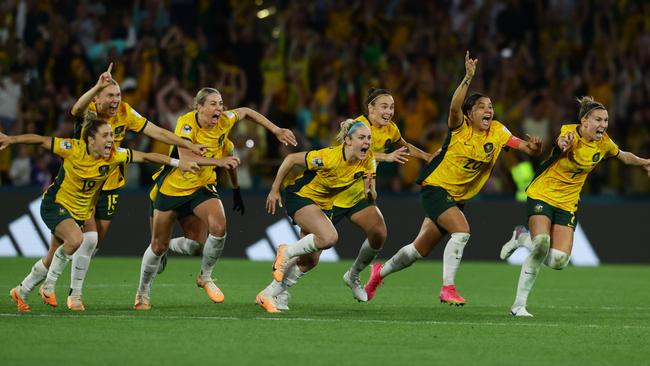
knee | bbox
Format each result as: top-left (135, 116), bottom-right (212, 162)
top-left (208, 222), bottom-right (226, 237)
top-left (68, 231), bottom-right (84, 250)
top-left (544, 248), bottom-right (570, 270)
top-left (317, 230), bottom-right (338, 249)
top-left (367, 225), bottom-right (387, 249)
top-left (530, 234), bottom-right (551, 260)
top-left (151, 237), bottom-right (170, 255)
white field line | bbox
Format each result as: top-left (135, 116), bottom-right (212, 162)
top-left (0, 313), bottom-right (649, 330)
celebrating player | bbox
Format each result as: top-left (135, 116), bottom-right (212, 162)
top-left (256, 119), bottom-right (376, 313)
top-left (500, 96), bottom-right (650, 316)
top-left (364, 52), bottom-right (543, 305)
top-left (6, 116), bottom-right (199, 312)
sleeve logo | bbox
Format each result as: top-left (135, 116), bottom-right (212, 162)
top-left (224, 111), bottom-right (235, 120)
top-left (312, 157), bottom-right (324, 167)
top-left (60, 140), bottom-right (72, 150)
top-left (182, 124), bottom-right (193, 133)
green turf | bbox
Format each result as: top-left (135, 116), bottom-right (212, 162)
top-left (1, 257), bottom-right (649, 365)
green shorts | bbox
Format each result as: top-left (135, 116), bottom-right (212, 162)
top-left (153, 186), bottom-right (220, 216)
top-left (94, 189), bottom-right (121, 221)
top-left (420, 185), bottom-right (465, 235)
top-left (526, 198), bottom-right (577, 229)
top-left (40, 197), bottom-right (84, 234)
top-left (283, 192), bottom-right (331, 225)
top-left (331, 198), bottom-right (373, 226)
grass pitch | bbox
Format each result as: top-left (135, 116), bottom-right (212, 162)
top-left (1, 257), bottom-right (649, 365)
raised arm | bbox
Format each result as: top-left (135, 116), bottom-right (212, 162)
top-left (142, 123), bottom-right (206, 156)
top-left (266, 152), bottom-right (307, 214)
top-left (617, 151), bottom-right (650, 177)
top-left (0, 133), bottom-right (51, 151)
top-left (232, 107), bottom-right (298, 147)
top-left (71, 63), bottom-right (114, 117)
top-left (448, 51), bottom-right (477, 130)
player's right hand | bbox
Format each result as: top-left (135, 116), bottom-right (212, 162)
top-left (216, 156), bottom-right (240, 170)
top-left (96, 63), bottom-right (114, 89)
top-left (266, 189), bottom-right (283, 215)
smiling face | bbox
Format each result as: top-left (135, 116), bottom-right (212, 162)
top-left (467, 97), bottom-right (493, 131)
top-left (580, 108), bottom-right (608, 142)
top-left (87, 123), bottom-right (114, 158)
top-left (94, 84), bottom-right (121, 118)
top-left (344, 125), bottom-right (372, 161)
top-left (367, 94), bottom-right (394, 126)
top-left (196, 92), bottom-right (224, 129)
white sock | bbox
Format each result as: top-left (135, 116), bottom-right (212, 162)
top-left (544, 248), bottom-right (570, 270)
top-left (282, 257), bottom-right (305, 288)
top-left (18, 259), bottom-right (48, 297)
top-left (137, 245), bottom-right (163, 295)
top-left (70, 232), bottom-right (98, 296)
top-left (263, 280), bottom-right (286, 297)
top-left (442, 232), bottom-right (471, 286)
top-left (380, 243), bottom-right (423, 278)
top-left (519, 232), bottom-right (533, 250)
top-left (169, 237), bottom-right (202, 256)
top-left (43, 246), bottom-right (72, 289)
top-left (350, 239), bottom-right (380, 276)
top-left (199, 234), bottom-right (226, 279)
top-left (285, 234), bottom-right (318, 258)
top-left (513, 234), bottom-right (551, 308)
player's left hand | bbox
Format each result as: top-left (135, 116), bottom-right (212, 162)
top-left (179, 160), bottom-right (200, 175)
top-left (189, 143), bottom-right (207, 156)
top-left (0, 133), bottom-right (10, 150)
top-left (364, 172), bottom-right (377, 204)
top-left (526, 134), bottom-right (543, 153)
top-left (275, 128), bottom-right (298, 147)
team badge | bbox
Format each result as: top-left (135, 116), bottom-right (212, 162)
top-left (58, 208), bottom-right (66, 215)
top-left (534, 204), bottom-right (544, 213)
top-left (483, 142), bottom-right (494, 154)
top-left (98, 165), bottom-right (110, 176)
top-left (60, 140), bottom-right (72, 150)
top-left (182, 124), bottom-right (193, 133)
top-left (446, 195), bottom-right (454, 203)
top-left (592, 152), bottom-right (600, 162)
top-left (312, 157), bottom-right (324, 167)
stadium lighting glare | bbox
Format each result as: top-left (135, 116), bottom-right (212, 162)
top-left (257, 7), bottom-right (276, 19)
top-left (255, 0), bottom-right (263, 5)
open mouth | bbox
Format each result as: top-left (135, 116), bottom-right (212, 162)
top-left (482, 114), bottom-right (492, 123)
top-left (103, 143), bottom-right (113, 155)
top-left (212, 113), bottom-right (221, 123)
top-left (108, 103), bottom-right (119, 114)
top-left (595, 128), bottom-right (605, 139)
top-left (360, 146), bottom-right (369, 156)
top-left (381, 115), bottom-right (391, 123)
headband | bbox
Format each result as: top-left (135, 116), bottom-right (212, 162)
top-left (347, 121), bottom-right (368, 136)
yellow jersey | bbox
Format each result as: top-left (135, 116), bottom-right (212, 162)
top-left (74, 101), bottom-right (148, 191)
top-left (527, 124), bottom-right (619, 212)
top-left (155, 110), bottom-right (239, 197)
top-left (44, 137), bottom-right (131, 220)
top-left (286, 145), bottom-right (376, 211)
top-left (418, 118), bottom-right (513, 203)
top-left (333, 115), bottom-right (400, 208)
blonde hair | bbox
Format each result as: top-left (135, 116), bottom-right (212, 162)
top-left (193, 87), bottom-right (220, 109)
top-left (335, 119), bottom-right (369, 143)
top-left (577, 96), bottom-right (606, 120)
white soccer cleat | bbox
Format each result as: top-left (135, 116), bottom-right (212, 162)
top-left (275, 290), bottom-right (290, 311)
top-left (343, 270), bottom-right (368, 302)
top-left (500, 225), bottom-right (529, 260)
top-left (511, 305), bottom-right (533, 317)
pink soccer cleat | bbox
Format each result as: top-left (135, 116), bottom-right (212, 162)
top-left (439, 285), bottom-right (466, 306)
top-left (364, 263), bottom-right (384, 301)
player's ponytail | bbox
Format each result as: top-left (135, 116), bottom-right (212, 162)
top-left (576, 96), bottom-right (605, 120)
top-left (82, 111), bottom-right (109, 144)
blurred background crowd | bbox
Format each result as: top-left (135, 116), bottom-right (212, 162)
top-left (0, 0), bottom-right (648, 197)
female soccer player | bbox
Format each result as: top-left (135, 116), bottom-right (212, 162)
top-left (134, 87), bottom-right (296, 310)
top-left (5, 117), bottom-right (199, 312)
top-left (270, 88), bottom-right (431, 307)
top-left (11, 64), bottom-right (206, 311)
top-left (364, 52), bottom-right (543, 305)
top-left (500, 96), bottom-right (650, 317)
top-left (256, 119), bottom-right (377, 313)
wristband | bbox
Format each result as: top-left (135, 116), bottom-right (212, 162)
top-left (170, 158), bottom-right (180, 167)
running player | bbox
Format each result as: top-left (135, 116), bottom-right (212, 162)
top-left (269, 88), bottom-right (431, 308)
top-left (364, 52), bottom-right (543, 305)
top-left (11, 64), bottom-right (207, 311)
top-left (133, 87), bottom-right (296, 310)
top-left (500, 96), bottom-right (650, 317)
top-left (5, 117), bottom-right (199, 312)
top-left (256, 119), bottom-right (376, 313)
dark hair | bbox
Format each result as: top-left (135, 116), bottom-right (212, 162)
top-left (577, 96), bottom-right (606, 120)
top-left (461, 93), bottom-right (488, 117)
top-left (365, 88), bottom-right (392, 108)
top-left (82, 111), bottom-right (109, 144)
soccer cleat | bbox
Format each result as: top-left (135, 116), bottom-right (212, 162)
top-left (275, 290), bottom-right (290, 311)
top-left (272, 244), bottom-right (289, 282)
top-left (157, 253), bottom-right (168, 274)
top-left (343, 270), bottom-right (368, 302)
top-left (439, 285), bottom-right (466, 306)
top-left (10, 287), bottom-right (31, 313)
top-left (256, 292), bottom-right (280, 313)
top-left (133, 293), bottom-right (151, 310)
top-left (196, 276), bottom-right (225, 303)
top-left (364, 263), bottom-right (384, 301)
top-left (511, 305), bottom-right (533, 317)
top-left (500, 225), bottom-right (529, 260)
top-left (66, 295), bottom-right (85, 311)
top-left (39, 285), bottom-right (58, 308)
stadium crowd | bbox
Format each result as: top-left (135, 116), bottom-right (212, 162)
top-left (0, 0), bottom-right (648, 195)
